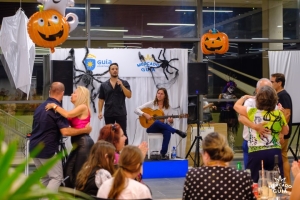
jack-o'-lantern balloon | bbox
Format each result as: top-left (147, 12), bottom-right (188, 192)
top-left (27, 5), bottom-right (69, 53)
top-left (201, 29), bottom-right (229, 55)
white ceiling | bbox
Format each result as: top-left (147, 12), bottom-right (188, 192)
top-left (1, 0), bottom-right (298, 8)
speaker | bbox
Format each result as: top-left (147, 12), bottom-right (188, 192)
top-left (188, 95), bottom-right (198, 124)
top-left (188, 62), bottom-right (208, 95)
top-left (51, 60), bottom-right (73, 96)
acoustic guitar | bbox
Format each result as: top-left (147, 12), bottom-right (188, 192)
top-left (139, 108), bottom-right (188, 128)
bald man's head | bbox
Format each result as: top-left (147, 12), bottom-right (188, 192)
top-left (49, 82), bottom-right (65, 99)
top-left (256, 78), bottom-right (272, 93)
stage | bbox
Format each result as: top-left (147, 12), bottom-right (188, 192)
top-left (143, 159), bottom-right (188, 179)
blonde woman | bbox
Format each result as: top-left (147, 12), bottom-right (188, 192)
top-left (97, 145), bottom-right (152, 199)
top-left (45, 86), bottom-right (94, 188)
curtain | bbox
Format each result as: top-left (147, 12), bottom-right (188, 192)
top-left (51, 48), bottom-right (188, 157)
top-left (268, 51), bottom-right (300, 123)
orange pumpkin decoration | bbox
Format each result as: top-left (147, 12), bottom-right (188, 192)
top-left (201, 29), bottom-right (229, 55)
top-left (27, 6), bottom-right (69, 53)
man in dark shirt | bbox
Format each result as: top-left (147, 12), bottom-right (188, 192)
top-left (98, 63), bottom-right (131, 145)
top-left (271, 73), bottom-right (293, 187)
top-left (29, 82), bottom-right (91, 191)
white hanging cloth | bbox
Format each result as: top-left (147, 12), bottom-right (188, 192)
top-left (0, 9), bottom-right (35, 99)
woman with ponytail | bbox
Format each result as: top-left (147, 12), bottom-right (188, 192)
top-left (97, 145), bottom-right (152, 199)
top-left (183, 132), bottom-right (256, 200)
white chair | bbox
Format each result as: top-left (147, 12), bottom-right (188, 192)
top-left (147, 133), bottom-right (172, 159)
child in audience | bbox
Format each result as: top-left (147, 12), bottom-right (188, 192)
top-left (76, 140), bottom-right (115, 196)
top-left (97, 145), bottom-right (152, 199)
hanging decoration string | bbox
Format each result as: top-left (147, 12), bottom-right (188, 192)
top-left (214, 0), bottom-right (215, 30)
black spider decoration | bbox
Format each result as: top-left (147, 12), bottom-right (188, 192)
top-left (66, 47), bottom-right (109, 113)
top-left (151, 48), bottom-right (179, 80)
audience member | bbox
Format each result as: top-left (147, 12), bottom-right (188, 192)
top-left (76, 140), bottom-right (115, 196)
top-left (290, 161), bottom-right (300, 200)
top-left (45, 86), bottom-right (94, 188)
top-left (29, 82), bottom-right (91, 191)
top-left (97, 145), bottom-right (152, 199)
top-left (238, 78), bottom-right (273, 169)
top-left (234, 85), bottom-right (289, 182)
top-left (98, 123), bottom-right (127, 164)
top-left (182, 132), bottom-right (256, 200)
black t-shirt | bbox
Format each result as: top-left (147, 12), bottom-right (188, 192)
top-left (98, 78), bottom-right (131, 117)
top-left (29, 98), bottom-right (69, 158)
top-left (278, 90), bottom-right (293, 139)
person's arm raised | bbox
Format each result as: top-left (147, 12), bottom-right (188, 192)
top-left (60, 123), bottom-right (92, 136)
top-left (233, 95), bottom-right (252, 116)
top-left (117, 79), bottom-right (131, 98)
top-left (45, 103), bottom-right (86, 118)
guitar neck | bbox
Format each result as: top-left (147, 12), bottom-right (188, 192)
top-left (154, 115), bottom-right (181, 120)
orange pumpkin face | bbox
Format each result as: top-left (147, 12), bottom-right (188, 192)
top-left (27, 9), bottom-right (69, 53)
top-left (200, 30), bottom-right (229, 55)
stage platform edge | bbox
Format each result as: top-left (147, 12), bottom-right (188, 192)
top-left (143, 159), bottom-right (188, 179)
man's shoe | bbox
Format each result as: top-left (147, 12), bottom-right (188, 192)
top-left (161, 154), bottom-right (168, 160)
top-left (175, 130), bottom-right (187, 138)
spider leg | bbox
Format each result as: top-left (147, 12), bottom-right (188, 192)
top-left (82, 47), bottom-right (89, 71)
top-left (160, 48), bottom-right (166, 61)
top-left (169, 58), bottom-right (179, 62)
top-left (168, 64), bottom-right (179, 72)
top-left (165, 66), bottom-right (173, 74)
top-left (74, 75), bottom-right (83, 85)
top-left (94, 69), bottom-right (109, 77)
top-left (138, 52), bottom-right (146, 62)
top-left (152, 54), bottom-right (161, 64)
top-left (74, 69), bottom-right (86, 74)
top-left (163, 68), bottom-right (169, 80)
top-left (92, 76), bottom-right (102, 83)
top-left (89, 82), bottom-right (97, 113)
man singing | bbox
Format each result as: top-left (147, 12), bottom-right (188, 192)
top-left (98, 63), bottom-right (131, 145)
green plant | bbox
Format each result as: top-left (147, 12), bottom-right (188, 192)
top-left (0, 126), bottom-right (78, 200)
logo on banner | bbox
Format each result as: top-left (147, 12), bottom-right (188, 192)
top-left (137, 54), bottom-right (160, 72)
top-left (97, 59), bottom-right (112, 67)
top-left (84, 54), bottom-right (96, 71)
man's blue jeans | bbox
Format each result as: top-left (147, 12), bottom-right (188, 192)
top-left (242, 139), bottom-right (248, 169)
top-left (146, 120), bottom-right (176, 155)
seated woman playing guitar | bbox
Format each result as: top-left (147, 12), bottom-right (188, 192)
top-left (135, 87), bottom-right (186, 159)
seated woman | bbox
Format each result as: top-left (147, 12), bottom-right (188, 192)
top-left (45, 86), bottom-right (94, 187)
top-left (135, 87), bottom-right (186, 159)
top-left (98, 123), bottom-right (147, 182)
top-left (182, 132), bottom-right (256, 200)
top-left (290, 161), bottom-right (300, 200)
top-left (97, 145), bottom-right (152, 199)
top-left (234, 85), bottom-right (289, 182)
top-left (97, 123), bottom-right (127, 165)
top-left (75, 140), bottom-right (115, 196)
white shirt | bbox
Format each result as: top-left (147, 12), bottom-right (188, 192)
top-left (135, 100), bottom-right (174, 125)
top-left (242, 98), bottom-right (256, 140)
top-left (97, 178), bottom-right (152, 199)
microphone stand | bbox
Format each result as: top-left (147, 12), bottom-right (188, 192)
top-left (185, 94), bottom-right (203, 167)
